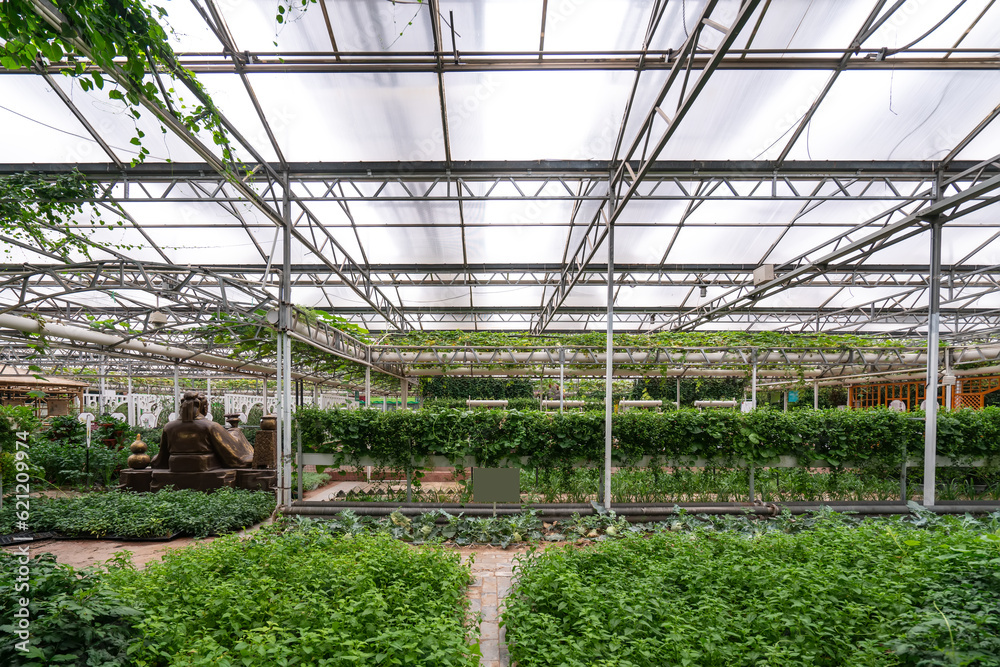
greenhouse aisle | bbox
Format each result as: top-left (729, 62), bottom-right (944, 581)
top-left (466, 550), bottom-right (518, 666)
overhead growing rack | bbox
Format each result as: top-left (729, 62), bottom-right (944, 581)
top-left (3, 0), bottom-right (1000, 508)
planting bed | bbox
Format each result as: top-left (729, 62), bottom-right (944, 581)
top-left (0, 526), bottom-right (478, 667)
top-left (503, 512), bottom-right (1000, 666)
top-left (0, 488), bottom-right (275, 539)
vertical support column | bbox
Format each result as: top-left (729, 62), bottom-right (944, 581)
top-left (276, 172), bottom-right (294, 509)
top-left (814, 382), bottom-right (819, 410)
top-left (126, 362), bottom-right (134, 426)
top-left (296, 379), bottom-right (304, 502)
top-left (281, 334), bottom-right (293, 508)
top-left (365, 365), bottom-right (371, 410)
top-left (751, 351), bottom-right (758, 409)
top-left (173, 364), bottom-right (180, 417)
top-left (206, 377), bottom-right (212, 420)
top-left (602, 210), bottom-right (615, 510)
top-left (783, 389), bottom-right (788, 412)
top-left (944, 348), bottom-right (952, 411)
top-left (401, 377), bottom-right (408, 410)
top-left (312, 382), bottom-right (318, 407)
top-left (262, 377), bottom-right (268, 413)
top-left (98, 357), bottom-right (106, 415)
top-left (923, 219), bottom-right (943, 508)
top-left (559, 348), bottom-right (565, 413)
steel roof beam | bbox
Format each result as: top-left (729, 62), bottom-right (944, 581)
top-left (11, 52), bottom-right (999, 74)
top-left (533, 0), bottom-right (764, 333)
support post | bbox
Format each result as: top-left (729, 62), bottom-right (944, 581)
top-left (401, 377), bottom-right (408, 410)
top-left (559, 348), bottom-right (565, 413)
top-left (923, 219), bottom-right (943, 507)
top-left (276, 173), bottom-right (294, 509)
top-left (296, 379), bottom-right (303, 503)
top-left (126, 362), bottom-right (134, 426)
top-left (814, 382), bottom-right (819, 410)
top-left (173, 364), bottom-right (179, 417)
top-left (751, 351), bottom-right (758, 409)
top-left (783, 389), bottom-right (788, 412)
top-left (676, 377), bottom-right (681, 409)
top-left (206, 377), bottom-right (212, 420)
top-left (944, 348), bottom-right (952, 411)
top-left (365, 365), bottom-right (371, 409)
top-left (603, 210), bottom-right (615, 510)
top-left (98, 357), bottom-right (106, 415)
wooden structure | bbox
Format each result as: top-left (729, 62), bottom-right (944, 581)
top-left (848, 374), bottom-right (1000, 411)
top-left (0, 372), bottom-right (88, 416)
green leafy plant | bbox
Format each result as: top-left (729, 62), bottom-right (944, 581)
top-left (105, 525), bottom-right (478, 667)
top-left (0, 488), bottom-right (275, 538)
top-left (0, 552), bottom-right (142, 666)
top-left (503, 515), bottom-right (1000, 667)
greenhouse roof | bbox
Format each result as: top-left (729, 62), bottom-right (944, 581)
top-left (2, 0), bottom-right (1000, 374)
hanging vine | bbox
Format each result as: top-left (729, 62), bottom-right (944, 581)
top-left (0, 0), bottom-right (235, 167)
top-left (0, 170), bottom-right (130, 260)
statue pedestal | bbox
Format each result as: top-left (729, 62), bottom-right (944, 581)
top-left (150, 469), bottom-right (237, 492)
top-left (120, 469), bottom-right (152, 492)
top-left (122, 468), bottom-right (276, 493)
top-left (236, 469), bottom-right (277, 491)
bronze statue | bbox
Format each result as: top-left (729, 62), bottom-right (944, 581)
top-left (152, 391), bottom-right (253, 469)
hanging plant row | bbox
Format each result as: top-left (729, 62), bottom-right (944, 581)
top-left (296, 406), bottom-right (1000, 471)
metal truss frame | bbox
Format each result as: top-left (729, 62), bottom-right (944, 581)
top-left (2, 0), bottom-right (1000, 356)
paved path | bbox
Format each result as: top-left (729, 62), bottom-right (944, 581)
top-left (466, 550), bottom-right (522, 667)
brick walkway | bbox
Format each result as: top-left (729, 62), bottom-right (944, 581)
top-left (465, 550), bottom-right (523, 667)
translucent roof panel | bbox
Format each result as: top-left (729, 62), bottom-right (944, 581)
top-left (728, 0), bottom-right (876, 51)
top-left (0, 76), bottom-right (109, 163)
top-left (160, 0), bottom-right (220, 52)
top-left (465, 226), bottom-right (569, 263)
top-left (246, 73), bottom-right (444, 161)
top-left (354, 227), bottom-right (465, 264)
top-left (784, 70), bottom-right (1000, 161)
top-left (470, 286), bottom-right (545, 307)
top-left (655, 70), bottom-right (837, 161)
top-left (441, 0), bottom-right (544, 52)
top-left (461, 199), bottom-right (577, 226)
top-left (47, 76), bottom-right (206, 164)
top-left (445, 71), bottom-right (630, 160)
top-left (395, 286), bottom-right (471, 308)
top-left (330, 201), bottom-right (463, 227)
top-left (543, 0), bottom-right (657, 52)
top-left (860, 0), bottom-right (1000, 51)
top-left (321, 0), bottom-right (435, 52)
top-left (660, 226), bottom-right (785, 264)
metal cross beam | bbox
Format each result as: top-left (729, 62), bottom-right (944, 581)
top-left (25, 0), bottom-right (411, 332)
top-left (12, 51), bottom-right (1000, 75)
top-left (664, 157), bottom-right (1000, 331)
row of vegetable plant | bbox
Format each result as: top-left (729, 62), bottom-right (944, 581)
top-left (297, 406), bottom-right (1000, 470)
top-left (504, 511), bottom-right (1000, 666)
top-left (0, 488), bottom-right (274, 539)
top-left (0, 526), bottom-right (478, 667)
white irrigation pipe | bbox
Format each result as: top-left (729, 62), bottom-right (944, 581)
top-left (0, 313), bottom-right (308, 381)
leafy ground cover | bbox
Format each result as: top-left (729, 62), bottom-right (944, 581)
top-left (0, 551), bottom-right (142, 666)
top-left (0, 488), bottom-right (275, 539)
top-left (0, 527), bottom-right (478, 667)
top-left (105, 527), bottom-right (478, 667)
top-left (504, 512), bottom-right (1000, 667)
